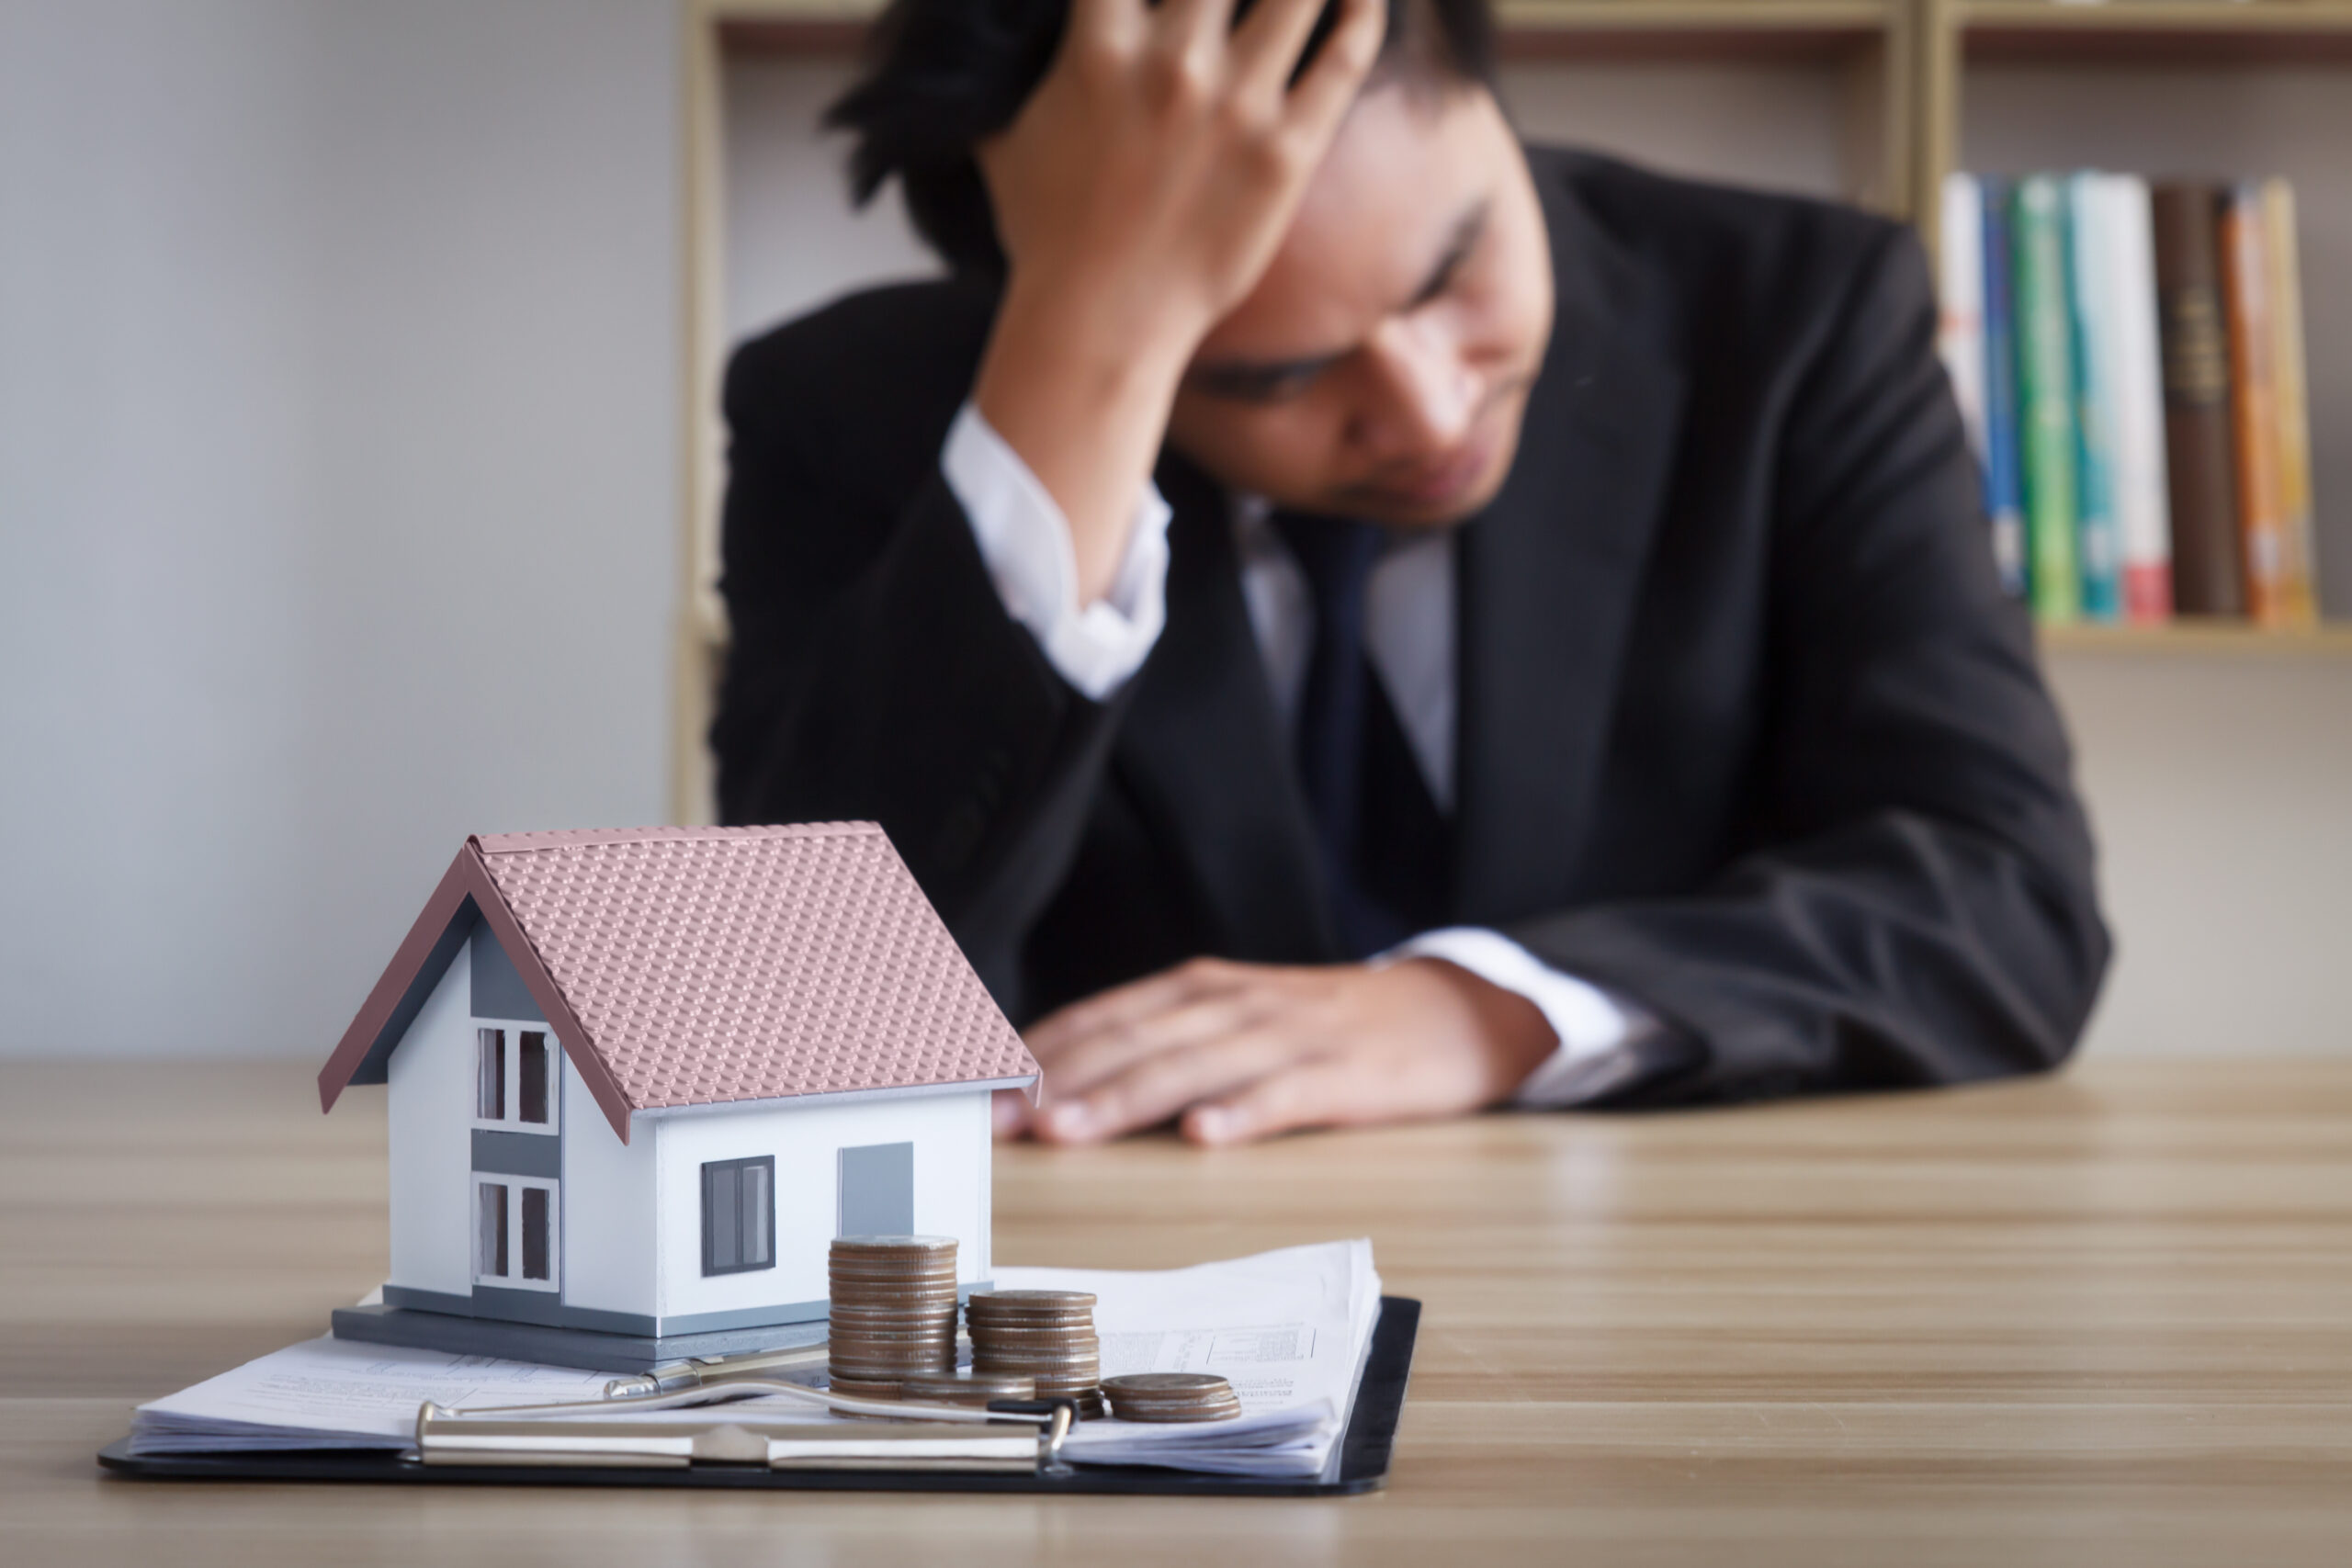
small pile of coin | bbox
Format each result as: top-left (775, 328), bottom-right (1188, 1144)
top-left (826, 1235), bottom-right (959, 1399)
top-left (1101, 1372), bottom-right (1243, 1423)
top-left (895, 1370), bottom-right (1036, 1408)
top-left (966, 1290), bottom-right (1103, 1416)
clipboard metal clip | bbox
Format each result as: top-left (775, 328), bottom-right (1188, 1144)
top-left (416, 1384), bottom-right (1077, 1475)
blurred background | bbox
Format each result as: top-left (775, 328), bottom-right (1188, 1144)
top-left (3, 0), bottom-right (2347, 1067)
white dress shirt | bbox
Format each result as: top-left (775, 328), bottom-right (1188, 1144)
top-left (941, 404), bottom-right (1667, 1107)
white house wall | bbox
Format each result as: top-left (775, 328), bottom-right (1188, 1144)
top-left (559, 1063), bottom-right (657, 1319)
top-left (649, 1089), bottom-right (994, 1322)
top-left (383, 953), bottom-right (471, 1297)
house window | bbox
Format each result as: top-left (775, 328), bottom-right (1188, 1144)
top-left (477, 1030), bottom-right (504, 1120)
top-left (702, 1156), bottom-right (774, 1276)
top-left (474, 1175), bottom-right (559, 1290)
top-left (474, 1027), bottom-right (558, 1132)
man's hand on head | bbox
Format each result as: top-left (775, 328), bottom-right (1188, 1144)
top-left (969, 0), bottom-right (1388, 606)
top-left (997, 955), bottom-right (1558, 1146)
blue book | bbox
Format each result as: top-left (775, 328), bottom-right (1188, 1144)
top-left (1979, 177), bottom-right (2028, 599)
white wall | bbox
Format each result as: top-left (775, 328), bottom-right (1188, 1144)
top-left (649, 1090), bottom-right (993, 1323)
top-left (723, 56), bottom-right (940, 350)
top-left (563, 1048), bottom-right (658, 1318)
top-left (383, 953), bottom-right (474, 1298)
top-left (2049, 649), bottom-right (2352, 1058)
top-left (0, 0), bottom-right (680, 1059)
top-left (1498, 58), bottom-right (1858, 207)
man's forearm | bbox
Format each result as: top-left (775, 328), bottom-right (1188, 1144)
top-left (971, 280), bottom-right (1193, 607)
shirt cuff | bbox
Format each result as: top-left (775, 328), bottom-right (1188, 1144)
top-left (941, 402), bottom-right (1172, 701)
top-left (1378, 926), bottom-right (1668, 1109)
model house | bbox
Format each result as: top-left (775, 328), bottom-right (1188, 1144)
top-left (316, 823), bottom-right (1038, 1366)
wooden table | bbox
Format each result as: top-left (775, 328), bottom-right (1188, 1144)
top-left (3, 1060), bottom-right (2346, 1565)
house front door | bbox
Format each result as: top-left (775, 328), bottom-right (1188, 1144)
top-left (838, 1141), bottom-right (915, 1236)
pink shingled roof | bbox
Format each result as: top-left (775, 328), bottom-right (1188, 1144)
top-left (321, 823), bottom-right (1037, 1140)
top-left (477, 824), bottom-right (1036, 1112)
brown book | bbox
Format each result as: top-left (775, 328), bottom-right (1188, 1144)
top-left (2219, 183), bottom-right (2291, 626)
top-left (2263, 178), bottom-right (2319, 628)
top-left (2150, 183), bottom-right (2244, 617)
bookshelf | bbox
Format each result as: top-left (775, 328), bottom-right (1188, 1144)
top-left (672, 0), bottom-right (2351, 817)
top-left (1912, 0), bottom-right (2352, 655)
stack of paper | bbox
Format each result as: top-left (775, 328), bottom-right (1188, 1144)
top-left (126, 1239), bottom-right (1383, 1481)
top-left (127, 1345), bottom-right (612, 1455)
top-left (1007, 1236), bottom-right (1383, 1477)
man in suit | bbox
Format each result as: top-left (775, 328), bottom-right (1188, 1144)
top-left (713, 0), bottom-right (2109, 1145)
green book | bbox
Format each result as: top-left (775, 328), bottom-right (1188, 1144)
top-left (2011, 175), bottom-right (2081, 625)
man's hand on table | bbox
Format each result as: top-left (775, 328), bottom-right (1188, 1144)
top-left (996, 956), bottom-right (1558, 1145)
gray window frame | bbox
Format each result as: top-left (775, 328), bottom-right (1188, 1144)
top-left (700, 1156), bottom-right (775, 1277)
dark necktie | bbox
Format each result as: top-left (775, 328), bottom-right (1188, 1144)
top-left (1272, 512), bottom-right (1453, 959)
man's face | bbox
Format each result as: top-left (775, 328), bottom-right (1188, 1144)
top-left (1165, 81), bottom-right (1554, 527)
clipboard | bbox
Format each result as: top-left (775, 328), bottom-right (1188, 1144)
top-left (96, 1295), bottom-right (1418, 1498)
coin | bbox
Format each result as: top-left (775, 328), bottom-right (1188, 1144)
top-left (827, 1282), bottom-right (957, 1299)
top-left (831, 1235), bottom-right (959, 1255)
top-left (829, 1237), bottom-right (961, 1389)
top-left (828, 1353), bottom-right (953, 1370)
top-left (964, 1285), bottom-right (1102, 1416)
top-left (828, 1282), bottom-right (959, 1298)
top-left (1109, 1402), bottom-right (1241, 1423)
top-left (827, 1337), bottom-right (963, 1355)
top-left (897, 1371), bottom-right (1037, 1404)
top-left (1100, 1371), bottom-right (1242, 1422)
top-left (966, 1290), bottom-right (1097, 1313)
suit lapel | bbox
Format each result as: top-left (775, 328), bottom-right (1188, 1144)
top-left (1453, 161), bottom-right (1688, 926)
top-left (1113, 456), bottom-right (1340, 962)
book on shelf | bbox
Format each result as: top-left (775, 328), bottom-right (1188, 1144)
top-left (2151, 181), bottom-right (2245, 617)
top-left (2012, 175), bottom-right (2082, 626)
top-left (1979, 176), bottom-right (2030, 600)
top-left (2263, 178), bottom-right (2319, 629)
top-left (2095, 174), bottom-right (2175, 624)
top-left (1939, 173), bottom-right (2028, 596)
top-left (2066, 172), bottom-right (2126, 622)
top-left (1938, 168), bottom-right (2323, 630)
top-left (1938, 174), bottom-right (1989, 475)
top-left (2219, 182), bottom-right (2291, 626)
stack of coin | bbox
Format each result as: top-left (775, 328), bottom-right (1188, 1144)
top-left (1101, 1372), bottom-right (1243, 1423)
top-left (966, 1290), bottom-right (1102, 1416)
top-left (896, 1370), bottom-right (1036, 1408)
top-left (826, 1235), bottom-right (959, 1399)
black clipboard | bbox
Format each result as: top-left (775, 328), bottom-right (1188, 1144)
top-left (97, 1295), bottom-right (1418, 1498)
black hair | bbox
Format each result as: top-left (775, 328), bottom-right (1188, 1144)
top-left (825, 0), bottom-right (1498, 280)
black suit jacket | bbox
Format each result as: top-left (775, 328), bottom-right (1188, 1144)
top-left (713, 148), bottom-right (2109, 1105)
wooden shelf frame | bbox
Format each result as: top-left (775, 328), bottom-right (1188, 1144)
top-left (668, 0), bottom-right (2346, 818)
top-left (2041, 621), bottom-right (2352, 657)
top-left (1960, 0), bottom-right (2352, 39)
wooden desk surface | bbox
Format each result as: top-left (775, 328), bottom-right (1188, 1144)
top-left (3, 1059), bottom-right (2346, 1565)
